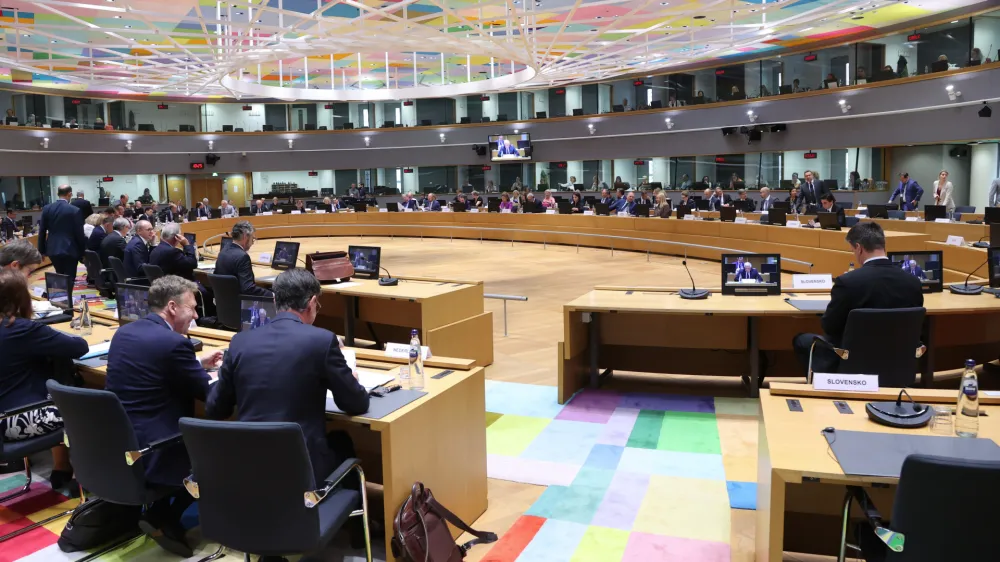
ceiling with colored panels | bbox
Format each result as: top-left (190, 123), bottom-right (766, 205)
top-left (0, 0), bottom-right (985, 99)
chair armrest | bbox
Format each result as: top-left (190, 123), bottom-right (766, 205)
top-left (125, 433), bottom-right (183, 466)
top-left (0, 399), bottom-right (54, 420)
top-left (304, 457), bottom-right (362, 508)
top-left (848, 486), bottom-right (905, 553)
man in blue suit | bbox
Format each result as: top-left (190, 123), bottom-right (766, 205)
top-left (123, 219), bottom-right (154, 278)
top-left (207, 269), bottom-right (369, 484)
top-left (903, 259), bottom-right (924, 279)
top-left (38, 185), bottom-right (86, 278)
top-left (424, 193), bottom-right (442, 212)
top-left (401, 192), bottom-right (419, 210)
top-left (213, 220), bottom-right (273, 297)
top-left (496, 138), bottom-right (520, 157)
top-left (620, 192), bottom-right (638, 215)
top-left (599, 189), bottom-right (613, 206)
top-left (87, 214), bottom-right (112, 253)
top-left (105, 276), bottom-right (222, 556)
top-left (735, 261), bottom-right (764, 282)
top-left (889, 172), bottom-right (924, 211)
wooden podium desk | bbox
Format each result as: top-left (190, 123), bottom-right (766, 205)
top-left (756, 385), bottom-right (1000, 561)
top-left (559, 289), bottom-right (1000, 402)
top-left (58, 318), bottom-right (487, 562)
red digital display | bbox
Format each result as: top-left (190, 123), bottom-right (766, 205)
top-left (804, 54), bottom-right (818, 62)
top-left (157, 104), bottom-right (168, 110)
top-left (242, 105), bottom-right (252, 111)
top-left (190, 162), bottom-right (206, 170)
top-left (715, 69), bottom-right (725, 75)
top-left (403, 100), bottom-right (414, 106)
top-left (71, 99), bottom-right (82, 105)
top-left (633, 80), bottom-right (645, 86)
top-left (804, 151), bottom-right (818, 159)
top-left (482, 165), bottom-right (492, 171)
top-left (554, 162), bottom-right (568, 169)
top-left (403, 168), bottom-right (414, 173)
top-left (554, 88), bottom-right (566, 95)
top-left (102, 176), bottom-right (114, 182)
top-left (633, 160), bottom-right (645, 166)
top-left (907, 33), bottom-right (921, 42)
top-left (480, 95), bottom-right (490, 101)
top-left (715, 157), bottom-right (726, 163)
top-left (324, 104), bottom-right (334, 109)
top-left (308, 171), bottom-right (318, 177)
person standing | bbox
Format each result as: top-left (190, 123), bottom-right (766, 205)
top-left (38, 185), bottom-right (86, 278)
top-left (989, 178), bottom-right (1000, 207)
top-left (888, 172), bottom-right (924, 211)
top-left (933, 170), bottom-right (955, 214)
top-left (800, 170), bottom-right (827, 207)
top-left (70, 191), bottom-right (94, 218)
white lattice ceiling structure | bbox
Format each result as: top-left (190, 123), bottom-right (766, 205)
top-left (0, 0), bottom-right (984, 99)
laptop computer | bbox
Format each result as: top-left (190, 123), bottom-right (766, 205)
top-left (817, 212), bottom-right (842, 230)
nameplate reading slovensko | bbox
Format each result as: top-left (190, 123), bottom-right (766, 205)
top-left (813, 373), bottom-right (879, 392)
top-left (792, 274), bottom-right (833, 289)
top-left (385, 343), bottom-right (432, 360)
top-left (934, 218), bottom-right (951, 223)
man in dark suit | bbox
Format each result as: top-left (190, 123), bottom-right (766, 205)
top-left (213, 220), bottom-right (273, 297)
top-left (124, 219), bottom-right (155, 278)
top-left (599, 189), bottom-right (613, 206)
top-left (87, 213), bottom-right (112, 253)
top-left (70, 191), bottom-right (94, 219)
top-left (902, 259), bottom-right (925, 279)
top-left (105, 276), bottom-right (222, 556)
top-left (1, 208), bottom-right (17, 240)
top-left (800, 170), bottom-right (827, 206)
top-left (819, 194), bottom-right (846, 227)
top-left (888, 172), bottom-right (924, 211)
top-left (621, 192), bottom-right (638, 216)
top-left (424, 193), bottom-right (441, 212)
top-left (159, 203), bottom-right (178, 224)
top-left (99, 217), bottom-right (129, 268)
top-left (195, 202), bottom-right (210, 219)
top-left (207, 269), bottom-right (369, 484)
top-left (735, 189), bottom-right (756, 212)
top-left (250, 199), bottom-right (268, 215)
top-left (38, 185), bottom-right (86, 278)
top-left (401, 193), bottom-right (418, 210)
top-left (735, 261), bottom-right (764, 282)
top-left (150, 223), bottom-right (198, 281)
top-left (792, 222), bottom-right (923, 376)
top-left (709, 187), bottom-right (731, 211)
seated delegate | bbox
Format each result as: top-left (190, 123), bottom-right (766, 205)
top-left (791, 222), bottom-right (923, 378)
top-left (1, 239), bottom-right (43, 275)
top-left (818, 194), bottom-right (846, 226)
top-left (735, 261), bottom-right (763, 282)
top-left (570, 192), bottom-right (586, 213)
top-left (207, 269), bottom-right (369, 487)
top-left (105, 276), bottom-right (223, 556)
top-left (0, 268), bottom-right (87, 489)
top-left (213, 221), bottom-right (273, 298)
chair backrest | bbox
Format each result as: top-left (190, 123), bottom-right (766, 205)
top-left (46, 381), bottom-right (149, 505)
top-left (955, 205), bottom-right (976, 214)
top-left (179, 418), bottom-right (320, 554)
top-left (207, 273), bottom-right (241, 330)
top-left (141, 263), bottom-right (165, 282)
top-left (890, 454), bottom-right (1000, 561)
top-left (845, 216), bottom-right (860, 227)
top-left (84, 250), bottom-right (106, 288)
top-left (109, 255), bottom-right (127, 283)
top-left (839, 307), bottom-right (926, 387)
top-left (888, 210), bottom-right (905, 219)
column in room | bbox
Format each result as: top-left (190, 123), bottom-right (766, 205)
top-left (970, 143), bottom-right (1000, 208)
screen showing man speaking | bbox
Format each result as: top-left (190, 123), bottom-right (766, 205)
top-left (721, 254), bottom-right (782, 295)
top-left (888, 251), bottom-right (943, 293)
top-left (488, 133), bottom-right (532, 162)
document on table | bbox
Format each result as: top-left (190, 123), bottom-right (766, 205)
top-left (81, 341), bottom-right (112, 360)
top-left (196, 262), bottom-right (217, 270)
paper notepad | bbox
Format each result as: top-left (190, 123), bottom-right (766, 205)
top-left (81, 342), bottom-right (112, 360)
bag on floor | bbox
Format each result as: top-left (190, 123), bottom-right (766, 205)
top-left (58, 498), bottom-right (141, 552)
top-left (391, 482), bottom-right (497, 562)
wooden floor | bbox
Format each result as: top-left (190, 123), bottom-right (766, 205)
top-left (248, 235), bottom-right (773, 561)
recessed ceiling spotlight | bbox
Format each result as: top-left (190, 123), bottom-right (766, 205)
top-left (114, 15), bottom-right (122, 18)
top-left (51, 40), bottom-right (57, 43)
top-left (124, 25), bottom-right (131, 28)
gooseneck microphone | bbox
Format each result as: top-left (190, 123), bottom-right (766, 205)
top-left (679, 260), bottom-right (710, 300)
top-left (378, 266), bottom-right (399, 287)
top-left (949, 258), bottom-right (988, 295)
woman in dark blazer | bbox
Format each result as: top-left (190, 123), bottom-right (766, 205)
top-left (570, 192), bottom-right (586, 213)
top-left (0, 269), bottom-right (88, 485)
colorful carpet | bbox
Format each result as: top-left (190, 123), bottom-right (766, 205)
top-left (483, 381), bottom-right (759, 562)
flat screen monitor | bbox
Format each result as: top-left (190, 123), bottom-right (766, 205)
top-left (221, 236), bottom-right (234, 252)
top-left (888, 251), bottom-right (944, 293)
top-left (184, 233), bottom-right (196, 246)
top-left (594, 202), bottom-right (610, 216)
top-left (488, 133), bottom-right (531, 162)
top-left (867, 204), bottom-right (889, 219)
top-left (924, 205), bottom-right (947, 222)
top-left (992, 223), bottom-right (1000, 248)
top-left (732, 200), bottom-right (751, 213)
top-left (210, 208), bottom-right (222, 219)
top-left (772, 201), bottom-right (791, 212)
top-left (817, 212), bottom-right (842, 230)
top-left (452, 201), bottom-right (467, 213)
top-left (634, 203), bottom-right (650, 217)
top-left (720, 206), bottom-right (737, 222)
top-left (347, 245), bottom-right (381, 277)
top-left (487, 199), bottom-right (500, 213)
top-left (676, 205), bottom-right (690, 220)
top-left (45, 272), bottom-right (73, 309)
top-left (985, 207), bottom-right (1000, 225)
top-left (768, 209), bottom-right (787, 226)
top-left (116, 283), bottom-right (151, 325)
top-left (239, 295), bottom-right (277, 331)
top-left (353, 203), bottom-right (367, 213)
top-left (721, 254), bottom-right (781, 296)
top-left (990, 247), bottom-right (1000, 288)
top-left (386, 202), bottom-right (399, 212)
top-left (271, 241), bottom-right (300, 269)
top-left (695, 199), bottom-right (711, 211)
top-left (557, 201), bottom-right (572, 214)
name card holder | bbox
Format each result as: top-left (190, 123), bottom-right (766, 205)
top-left (385, 343), bottom-right (432, 360)
top-left (813, 373), bottom-right (879, 392)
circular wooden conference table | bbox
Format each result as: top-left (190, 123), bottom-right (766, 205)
top-left (177, 211), bottom-right (1000, 399)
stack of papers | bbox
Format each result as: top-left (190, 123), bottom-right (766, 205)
top-left (196, 263), bottom-right (217, 270)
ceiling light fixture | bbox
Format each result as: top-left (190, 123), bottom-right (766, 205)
top-left (288, 139), bottom-right (294, 149)
top-left (439, 133), bottom-right (446, 143)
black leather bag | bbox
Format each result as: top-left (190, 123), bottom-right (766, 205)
top-left (58, 499), bottom-right (141, 552)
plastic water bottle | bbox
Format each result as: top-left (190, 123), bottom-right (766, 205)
top-left (956, 359), bottom-right (979, 438)
top-left (408, 329), bottom-right (424, 390)
top-left (848, 262), bottom-right (855, 273)
top-left (78, 299), bottom-right (93, 336)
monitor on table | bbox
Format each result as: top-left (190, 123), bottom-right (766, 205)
top-left (522, 200), bottom-right (541, 214)
top-left (487, 199), bottom-right (500, 213)
top-left (676, 205), bottom-right (690, 220)
top-left (985, 207), bottom-right (1000, 225)
top-left (633, 203), bottom-right (650, 217)
top-left (720, 206), bottom-right (737, 222)
top-left (452, 201), bottom-right (467, 213)
top-left (116, 283), bottom-right (151, 325)
top-left (990, 247), bottom-right (1000, 288)
top-left (992, 223), bottom-right (1000, 248)
top-left (887, 251), bottom-right (944, 293)
top-left (45, 272), bottom-right (73, 309)
top-left (695, 199), bottom-right (711, 211)
top-left (867, 204), bottom-right (889, 219)
top-left (240, 295), bottom-right (277, 331)
top-left (721, 254), bottom-right (781, 296)
top-left (817, 212), bottom-right (842, 230)
top-left (353, 203), bottom-right (368, 213)
top-left (348, 245), bottom-right (381, 278)
top-left (924, 205), bottom-right (947, 222)
top-left (386, 202), bottom-right (399, 212)
top-left (772, 201), bottom-right (791, 212)
top-left (594, 202), bottom-right (610, 216)
top-left (768, 209), bottom-right (787, 226)
top-left (557, 201), bottom-right (571, 214)
top-left (732, 200), bottom-right (751, 213)
top-left (271, 241), bottom-right (300, 269)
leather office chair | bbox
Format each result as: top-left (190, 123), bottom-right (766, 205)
top-left (46, 381), bottom-right (184, 554)
top-left (207, 273), bottom-right (241, 331)
top-left (807, 307), bottom-right (926, 387)
top-left (84, 250), bottom-right (115, 298)
top-left (846, 216), bottom-right (861, 227)
top-left (0, 399), bottom-right (78, 543)
top-left (141, 264), bottom-right (165, 282)
top-left (955, 205), bottom-right (975, 214)
top-left (108, 255), bottom-right (141, 285)
top-left (887, 210), bottom-right (905, 220)
top-left (837, 454), bottom-right (1000, 562)
top-left (179, 418), bottom-right (372, 562)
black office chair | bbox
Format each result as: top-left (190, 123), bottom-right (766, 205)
top-left (179, 418), bottom-right (372, 562)
top-left (807, 307), bottom-right (927, 388)
top-left (207, 273), bottom-right (241, 331)
top-left (108, 255), bottom-right (137, 285)
top-left (0, 399), bottom-right (78, 543)
top-left (846, 216), bottom-right (861, 227)
top-left (141, 264), bottom-right (165, 282)
top-left (838, 454), bottom-right (1000, 562)
top-left (46, 381), bottom-right (182, 554)
top-left (84, 250), bottom-right (115, 298)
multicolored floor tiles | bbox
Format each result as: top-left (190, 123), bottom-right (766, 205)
top-left (482, 381), bottom-right (760, 562)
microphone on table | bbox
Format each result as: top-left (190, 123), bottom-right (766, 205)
top-left (679, 260), bottom-right (710, 300)
top-left (948, 258), bottom-right (988, 295)
top-left (378, 266), bottom-right (399, 287)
